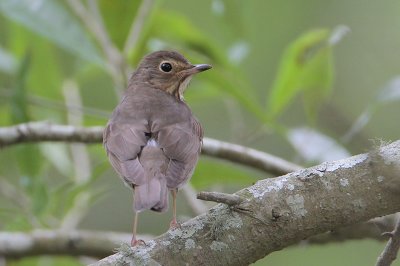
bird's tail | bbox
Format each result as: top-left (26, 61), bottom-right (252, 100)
top-left (134, 143), bottom-right (169, 212)
top-left (134, 177), bottom-right (168, 212)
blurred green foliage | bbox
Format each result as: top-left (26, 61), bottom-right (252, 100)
top-left (0, 0), bottom-right (399, 265)
top-left (268, 29), bottom-right (334, 120)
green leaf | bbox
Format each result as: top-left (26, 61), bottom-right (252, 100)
top-left (10, 52), bottom-right (30, 124)
top-left (146, 10), bottom-right (269, 123)
top-left (149, 10), bottom-right (230, 66)
top-left (0, 0), bottom-right (104, 66)
top-left (302, 46), bottom-right (334, 121)
top-left (26, 39), bottom-right (64, 101)
top-left (9, 53), bottom-right (43, 177)
top-left (31, 178), bottom-right (48, 215)
top-left (18, 173), bottom-right (48, 216)
top-left (205, 69), bottom-right (267, 123)
top-left (3, 215), bottom-right (33, 231)
top-left (98, 0), bottom-right (141, 49)
top-left (46, 162), bottom-right (108, 218)
top-left (267, 29), bottom-right (335, 120)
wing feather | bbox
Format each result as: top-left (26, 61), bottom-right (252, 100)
top-left (157, 117), bottom-right (203, 188)
top-left (103, 122), bottom-right (147, 185)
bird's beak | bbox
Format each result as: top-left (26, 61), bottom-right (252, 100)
top-left (193, 64), bottom-right (212, 72)
top-left (183, 64), bottom-right (212, 76)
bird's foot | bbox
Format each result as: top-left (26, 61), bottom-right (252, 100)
top-left (169, 219), bottom-right (181, 230)
top-left (131, 236), bottom-right (146, 247)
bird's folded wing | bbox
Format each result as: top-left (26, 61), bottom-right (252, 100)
top-left (158, 118), bottom-right (203, 188)
top-left (103, 123), bottom-right (147, 185)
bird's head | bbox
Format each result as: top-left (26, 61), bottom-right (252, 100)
top-left (131, 51), bottom-right (212, 100)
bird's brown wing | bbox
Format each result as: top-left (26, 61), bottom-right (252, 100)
top-left (158, 117), bottom-right (203, 188)
top-left (103, 122), bottom-right (147, 186)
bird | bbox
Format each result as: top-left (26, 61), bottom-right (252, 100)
top-left (103, 50), bottom-right (211, 246)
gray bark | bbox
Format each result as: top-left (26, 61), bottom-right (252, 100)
top-left (91, 141), bottom-right (400, 266)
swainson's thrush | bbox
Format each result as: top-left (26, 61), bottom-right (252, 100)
top-left (103, 51), bottom-right (211, 246)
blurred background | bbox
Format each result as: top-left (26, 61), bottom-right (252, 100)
top-left (0, 0), bottom-right (399, 265)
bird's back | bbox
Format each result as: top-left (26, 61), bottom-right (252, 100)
top-left (103, 84), bottom-right (203, 212)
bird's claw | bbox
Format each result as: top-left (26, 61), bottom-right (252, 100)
top-left (131, 238), bottom-right (146, 247)
top-left (169, 219), bottom-right (181, 230)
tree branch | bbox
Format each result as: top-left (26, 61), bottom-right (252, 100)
top-left (0, 215), bottom-right (396, 260)
top-left (376, 216), bottom-right (400, 266)
top-left (0, 122), bottom-right (103, 146)
top-left (203, 137), bottom-right (301, 175)
top-left (0, 230), bottom-right (152, 259)
top-left (0, 122), bottom-right (300, 176)
top-left (2, 123), bottom-right (399, 264)
top-left (197, 191), bottom-right (243, 206)
top-left (89, 141), bottom-right (400, 265)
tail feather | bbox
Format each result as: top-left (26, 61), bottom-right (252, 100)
top-left (134, 178), bottom-right (168, 212)
top-left (151, 177), bottom-right (168, 212)
top-left (134, 142), bottom-right (169, 212)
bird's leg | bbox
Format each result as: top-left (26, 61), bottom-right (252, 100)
top-left (131, 212), bottom-right (146, 246)
top-left (131, 211), bottom-right (140, 246)
top-left (131, 211), bottom-right (146, 246)
top-left (169, 188), bottom-right (180, 229)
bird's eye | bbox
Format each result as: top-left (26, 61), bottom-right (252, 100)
top-left (160, 62), bottom-right (172, 72)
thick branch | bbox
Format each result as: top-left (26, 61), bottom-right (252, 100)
top-left (0, 122), bottom-right (300, 176)
top-left (91, 141), bottom-right (400, 265)
top-left (0, 217), bottom-right (395, 259)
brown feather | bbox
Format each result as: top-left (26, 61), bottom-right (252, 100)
top-left (103, 50), bottom-right (208, 213)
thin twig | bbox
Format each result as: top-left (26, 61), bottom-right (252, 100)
top-left (66, 0), bottom-right (125, 95)
top-left (376, 217), bottom-right (400, 266)
top-left (87, 0), bottom-right (124, 71)
top-left (203, 138), bottom-right (302, 176)
top-left (123, 0), bottom-right (155, 56)
top-left (0, 122), bottom-right (301, 176)
top-left (197, 191), bottom-right (243, 206)
top-left (60, 81), bottom-right (92, 230)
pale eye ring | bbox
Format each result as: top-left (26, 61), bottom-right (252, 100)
top-left (160, 62), bottom-right (172, 72)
